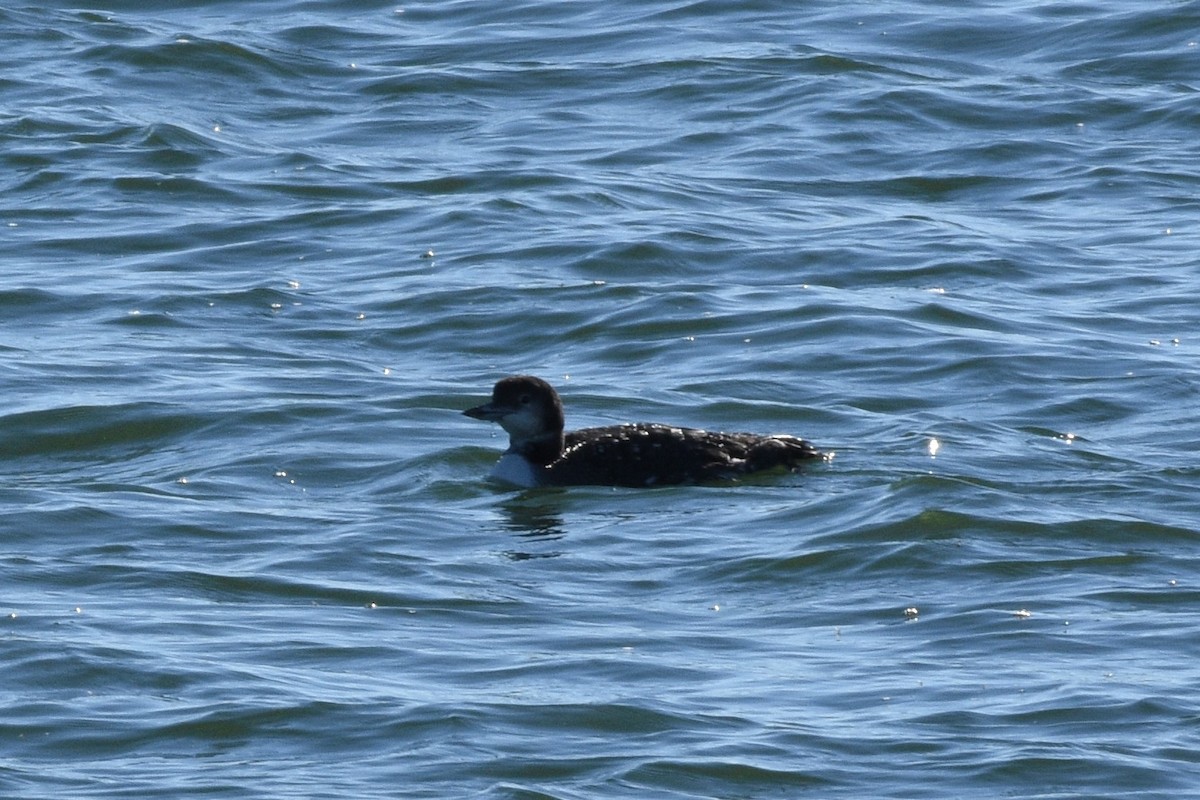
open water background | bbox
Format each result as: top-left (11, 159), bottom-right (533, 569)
top-left (3, 2), bottom-right (1200, 797)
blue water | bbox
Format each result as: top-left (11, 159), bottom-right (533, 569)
top-left (3, 2), bottom-right (1199, 798)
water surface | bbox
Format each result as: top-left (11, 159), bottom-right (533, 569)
top-left (2, 2), bottom-right (1199, 797)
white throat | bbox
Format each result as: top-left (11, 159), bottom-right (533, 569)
top-left (488, 452), bottom-right (544, 488)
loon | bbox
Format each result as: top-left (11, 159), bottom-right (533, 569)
top-left (463, 375), bottom-right (823, 488)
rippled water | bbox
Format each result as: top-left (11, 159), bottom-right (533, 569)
top-left (3, 2), bottom-right (1199, 798)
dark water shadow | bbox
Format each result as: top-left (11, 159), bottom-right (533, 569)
top-left (495, 490), bottom-right (569, 560)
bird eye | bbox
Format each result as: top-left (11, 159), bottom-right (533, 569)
top-left (518, 394), bottom-right (531, 405)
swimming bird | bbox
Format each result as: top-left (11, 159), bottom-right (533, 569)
top-left (463, 375), bottom-right (823, 488)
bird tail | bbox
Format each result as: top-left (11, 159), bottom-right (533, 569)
top-left (746, 435), bottom-right (823, 472)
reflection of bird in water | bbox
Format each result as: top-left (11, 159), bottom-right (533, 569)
top-left (500, 497), bottom-right (565, 537)
top-left (498, 496), bottom-right (565, 561)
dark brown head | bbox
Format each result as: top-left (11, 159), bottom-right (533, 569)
top-left (463, 375), bottom-right (566, 465)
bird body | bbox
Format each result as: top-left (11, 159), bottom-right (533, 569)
top-left (464, 375), bottom-right (822, 488)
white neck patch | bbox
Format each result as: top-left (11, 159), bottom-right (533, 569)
top-left (488, 452), bottom-right (543, 488)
